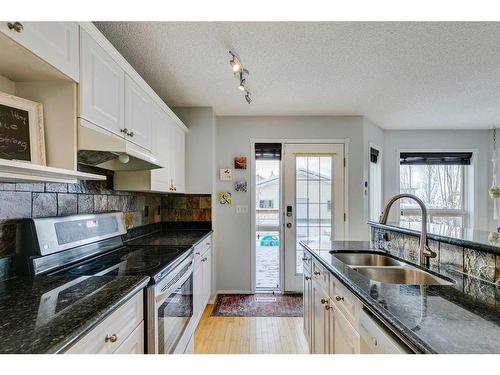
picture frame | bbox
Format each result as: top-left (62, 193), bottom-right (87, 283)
top-left (234, 156), bottom-right (247, 169)
top-left (220, 168), bottom-right (233, 181)
top-left (234, 179), bottom-right (247, 192)
top-left (0, 91), bottom-right (46, 165)
top-left (218, 191), bottom-right (232, 205)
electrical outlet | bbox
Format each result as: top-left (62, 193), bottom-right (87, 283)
top-left (236, 205), bottom-right (248, 214)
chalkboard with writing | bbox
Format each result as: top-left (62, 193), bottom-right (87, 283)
top-left (0, 103), bottom-right (31, 161)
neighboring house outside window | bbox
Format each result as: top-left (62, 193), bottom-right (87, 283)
top-left (399, 152), bottom-right (472, 228)
top-left (259, 199), bottom-right (274, 209)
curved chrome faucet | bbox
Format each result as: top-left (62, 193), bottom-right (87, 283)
top-left (379, 193), bottom-right (437, 268)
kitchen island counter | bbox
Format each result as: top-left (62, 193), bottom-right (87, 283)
top-left (300, 240), bottom-right (500, 354)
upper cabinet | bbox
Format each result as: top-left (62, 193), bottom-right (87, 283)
top-left (79, 29), bottom-right (125, 137)
top-left (0, 22), bottom-right (79, 81)
top-left (125, 74), bottom-right (152, 150)
top-left (167, 120), bottom-right (186, 193)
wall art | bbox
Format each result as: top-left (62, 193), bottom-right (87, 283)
top-left (220, 168), bottom-right (233, 181)
top-left (218, 191), bottom-right (232, 205)
top-left (234, 156), bottom-right (247, 169)
top-left (234, 179), bottom-right (247, 192)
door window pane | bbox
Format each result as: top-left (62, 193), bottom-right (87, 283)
top-left (256, 231), bottom-right (280, 290)
top-left (256, 160), bottom-right (280, 226)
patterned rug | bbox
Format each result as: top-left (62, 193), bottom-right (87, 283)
top-left (211, 294), bottom-right (303, 317)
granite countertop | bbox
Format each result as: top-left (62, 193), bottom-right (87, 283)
top-left (125, 228), bottom-right (213, 247)
top-left (369, 220), bottom-right (500, 255)
top-left (0, 275), bottom-right (149, 354)
top-left (300, 240), bottom-right (500, 354)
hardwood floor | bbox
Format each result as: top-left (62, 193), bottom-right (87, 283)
top-left (194, 304), bottom-right (309, 354)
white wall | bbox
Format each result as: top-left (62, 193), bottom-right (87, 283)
top-left (383, 129), bottom-right (492, 230)
top-left (173, 107), bottom-right (215, 194)
top-left (214, 115), bottom-right (366, 293)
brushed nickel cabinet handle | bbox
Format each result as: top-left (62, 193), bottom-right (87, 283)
top-left (335, 295), bottom-right (344, 302)
top-left (313, 271), bottom-right (320, 276)
top-left (195, 252), bottom-right (201, 255)
top-left (325, 305), bottom-right (331, 311)
top-left (128, 131), bottom-right (134, 137)
top-left (201, 257), bottom-right (207, 262)
top-left (105, 334), bottom-right (118, 343)
top-left (120, 128), bottom-right (129, 134)
top-left (304, 276), bottom-right (311, 281)
top-left (320, 298), bottom-right (328, 304)
top-left (8, 22), bottom-right (23, 32)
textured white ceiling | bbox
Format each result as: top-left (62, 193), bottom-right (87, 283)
top-left (94, 22), bottom-right (500, 129)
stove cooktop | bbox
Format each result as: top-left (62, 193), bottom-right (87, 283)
top-left (51, 245), bottom-right (192, 283)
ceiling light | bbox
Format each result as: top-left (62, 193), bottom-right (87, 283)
top-left (229, 50), bottom-right (253, 104)
top-left (245, 92), bottom-right (252, 104)
top-left (238, 78), bottom-right (246, 91)
top-left (229, 51), bottom-right (241, 73)
top-left (118, 153), bottom-right (130, 164)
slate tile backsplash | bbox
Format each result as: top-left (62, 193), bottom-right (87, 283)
top-left (162, 194), bottom-right (211, 222)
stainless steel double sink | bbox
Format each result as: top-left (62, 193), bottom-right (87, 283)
top-left (331, 252), bottom-right (454, 286)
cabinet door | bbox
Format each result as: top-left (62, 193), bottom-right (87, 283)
top-left (0, 22), bottom-right (79, 81)
top-left (169, 123), bottom-right (185, 193)
top-left (331, 303), bottom-right (360, 354)
top-left (114, 322), bottom-right (144, 354)
top-left (150, 104), bottom-right (170, 191)
top-left (125, 74), bottom-right (152, 150)
top-left (79, 29), bottom-right (125, 136)
top-left (193, 263), bottom-right (204, 323)
top-left (202, 249), bottom-right (212, 306)
top-left (303, 270), bottom-right (312, 353)
top-left (312, 280), bottom-right (329, 354)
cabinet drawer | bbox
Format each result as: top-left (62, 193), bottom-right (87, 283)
top-left (302, 252), bottom-right (313, 274)
top-left (65, 291), bottom-right (143, 354)
top-left (330, 275), bottom-right (361, 327)
top-left (194, 235), bottom-right (211, 267)
top-left (312, 259), bottom-right (329, 291)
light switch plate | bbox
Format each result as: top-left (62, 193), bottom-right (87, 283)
top-left (236, 205), bottom-right (248, 214)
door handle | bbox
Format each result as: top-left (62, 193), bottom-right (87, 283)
top-left (286, 223), bottom-right (292, 228)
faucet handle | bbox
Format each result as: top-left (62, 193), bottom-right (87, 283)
top-left (423, 245), bottom-right (437, 258)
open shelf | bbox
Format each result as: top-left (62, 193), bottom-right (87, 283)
top-left (0, 159), bottom-right (105, 184)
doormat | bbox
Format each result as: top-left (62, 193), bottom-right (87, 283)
top-left (211, 293), bottom-right (303, 317)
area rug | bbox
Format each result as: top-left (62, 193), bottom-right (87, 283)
top-left (211, 294), bottom-right (303, 317)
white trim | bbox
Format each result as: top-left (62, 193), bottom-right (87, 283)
top-left (78, 22), bottom-right (187, 133)
top-left (368, 142), bottom-right (383, 224)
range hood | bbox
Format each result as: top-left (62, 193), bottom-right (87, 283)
top-left (77, 120), bottom-right (163, 171)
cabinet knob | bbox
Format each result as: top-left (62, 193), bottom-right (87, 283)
top-left (105, 334), bottom-right (118, 343)
top-left (128, 131), bottom-right (134, 137)
top-left (201, 257), bottom-right (207, 262)
top-left (195, 252), bottom-right (201, 255)
top-left (120, 128), bottom-right (129, 134)
top-left (7, 22), bottom-right (23, 32)
top-left (313, 271), bottom-right (320, 276)
top-left (301, 257), bottom-right (308, 261)
top-left (325, 305), bottom-right (331, 311)
top-left (320, 298), bottom-right (328, 305)
top-left (335, 295), bottom-right (344, 302)
top-left (304, 276), bottom-right (311, 281)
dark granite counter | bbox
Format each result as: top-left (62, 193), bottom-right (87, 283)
top-left (0, 275), bottom-right (149, 354)
top-left (126, 228), bottom-right (213, 247)
top-left (369, 220), bottom-right (500, 255)
top-left (300, 240), bottom-right (500, 354)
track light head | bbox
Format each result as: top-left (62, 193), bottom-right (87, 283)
top-left (238, 78), bottom-right (246, 91)
top-left (229, 51), bottom-right (242, 73)
top-left (245, 92), bottom-right (252, 104)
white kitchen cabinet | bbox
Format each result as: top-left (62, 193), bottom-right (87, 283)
top-left (303, 268), bottom-right (312, 353)
top-left (79, 28), bottom-right (125, 137)
top-left (65, 291), bottom-right (144, 354)
top-left (150, 103), bottom-right (172, 191)
top-left (0, 22), bottom-right (79, 81)
top-left (312, 279), bottom-right (330, 354)
top-left (193, 236), bottom-right (212, 325)
top-left (166, 119), bottom-right (186, 193)
top-left (202, 248), bottom-right (212, 305)
top-left (331, 303), bottom-right (360, 354)
top-left (125, 74), bottom-right (152, 150)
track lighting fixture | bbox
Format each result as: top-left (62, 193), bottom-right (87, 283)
top-left (229, 50), bottom-right (253, 104)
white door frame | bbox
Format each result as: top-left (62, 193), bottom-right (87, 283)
top-left (368, 142), bottom-right (383, 223)
top-left (250, 138), bottom-right (350, 293)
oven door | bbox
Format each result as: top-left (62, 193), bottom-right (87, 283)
top-left (151, 256), bottom-right (193, 354)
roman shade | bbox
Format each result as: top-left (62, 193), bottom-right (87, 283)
top-left (400, 152), bottom-right (473, 165)
top-left (255, 143), bottom-right (282, 160)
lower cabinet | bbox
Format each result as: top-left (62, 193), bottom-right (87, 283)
top-left (306, 256), bottom-right (362, 355)
top-left (65, 291), bottom-right (144, 354)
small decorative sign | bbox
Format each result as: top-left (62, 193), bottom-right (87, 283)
top-left (234, 156), bottom-right (247, 169)
top-left (220, 168), bottom-right (233, 181)
top-left (234, 179), bottom-right (247, 192)
top-left (0, 91), bottom-right (46, 165)
top-left (218, 191), bottom-right (232, 205)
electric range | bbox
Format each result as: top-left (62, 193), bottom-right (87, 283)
top-left (14, 212), bottom-right (194, 354)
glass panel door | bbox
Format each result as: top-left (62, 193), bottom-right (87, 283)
top-left (283, 144), bottom-right (345, 292)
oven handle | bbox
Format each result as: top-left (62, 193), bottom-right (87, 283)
top-left (155, 264), bottom-right (193, 304)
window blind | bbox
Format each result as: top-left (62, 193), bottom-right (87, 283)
top-left (370, 147), bottom-right (379, 163)
top-left (255, 143), bottom-right (282, 160)
top-left (400, 152), bottom-right (472, 165)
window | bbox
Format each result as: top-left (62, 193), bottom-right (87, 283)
top-left (399, 152), bottom-right (472, 227)
top-left (259, 200), bottom-right (274, 209)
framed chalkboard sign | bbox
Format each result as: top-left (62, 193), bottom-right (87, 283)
top-left (0, 91), bottom-right (46, 165)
